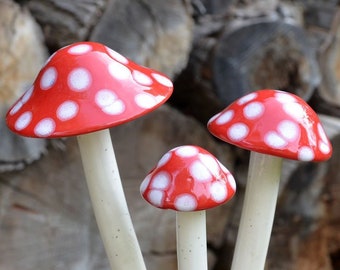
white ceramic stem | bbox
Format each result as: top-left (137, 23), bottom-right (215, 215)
top-left (176, 210), bottom-right (208, 270)
top-left (231, 151), bottom-right (283, 270)
top-left (77, 129), bottom-right (146, 270)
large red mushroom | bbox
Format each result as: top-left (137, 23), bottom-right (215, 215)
top-left (207, 89), bottom-right (332, 270)
top-left (6, 41), bottom-right (173, 270)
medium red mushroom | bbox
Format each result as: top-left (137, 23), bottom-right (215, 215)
top-left (6, 41), bottom-right (173, 270)
top-left (140, 145), bottom-right (236, 270)
top-left (207, 89), bottom-right (332, 270)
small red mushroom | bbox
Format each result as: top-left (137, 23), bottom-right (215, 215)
top-left (6, 41), bottom-right (173, 270)
top-left (207, 89), bottom-right (332, 270)
top-left (140, 145), bottom-right (236, 270)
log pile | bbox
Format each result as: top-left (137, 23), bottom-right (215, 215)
top-left (1, 0), bottom-right (340, 269)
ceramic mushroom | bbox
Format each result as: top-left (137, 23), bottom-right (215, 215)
top-left (140, 145), bottom-right (236, 270)
top-left (207, 89), bottom-right (332, 270)
top-left (6, 41), bottom-right (173, 270)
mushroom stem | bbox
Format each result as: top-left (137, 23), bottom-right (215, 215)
top-left (176, 210), bottom-right (208, 270)
top-left (77, 129), bottom-right (146, 270)
top-left (231, 151), bottom-right (282, 270)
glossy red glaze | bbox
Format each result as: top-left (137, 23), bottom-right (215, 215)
top-left (6, 42), bottom-right (173, 138)
top-left (140, 145), bottom-right (236, 212)
top-left (208, 89), bottom-right (332, 161)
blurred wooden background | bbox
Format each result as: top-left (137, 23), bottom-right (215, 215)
top-left (1, 0), bottom-right (340, 269)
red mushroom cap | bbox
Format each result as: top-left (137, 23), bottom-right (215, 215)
top-left (207, 89), bottom-right (332, 162)
top-left (140, 145), bottom-right (236, 212)
top-left (6, 42), bottom-right (173, 138)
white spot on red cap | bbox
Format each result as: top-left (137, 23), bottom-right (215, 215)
top-left (199, 154), bottom-right (219, 176)
top-left (175, 145), bottom-right (199, 158)
top-left (228, 173), bottom-right (237, 191)
top-left (135, 93), bottom-right (157, 109)
top-left (148, 190), bottom-right (164, 207)
top-left (243, 101), bottom-right (264, 119)
top-left (277, 120), bottom-right (300, 142)
top-left (210, 182), bottom-right (227, 203)
top-left (319, 141), bottom-right (331, 154)
top-left (34, 118), bottom-right (56, 137)
top-left (275, 92), bottom-right (297, 103)
top-left (317, 123), bottom-right (328, 143)
top-left (68, 68), bottom-right (92, 92)
top-left (228, 123), bottom-right (249, 141)
top-left (95, 89), bottom-right (125, 115)
top-left (283, 103), bottom-right (305, 120)
top-left (189, 160), bottom-right (212, 182)
top-left (22, 86), bottom-right (34, 103)
top-left (57, 100), bottom-right (79, 121)
top-left (132, 70), bottom-right (153, 85)
top-left (237, 92), bottom-right (257, 105)
top-left (174, 194), bottom-right (197, 211)
top-left (106, 47), bottom-right (129, 64)
top-left (140, 174), bottom-right (151, 194)
top-left (298, 146), bottom-right (315, 161)
top-left (216, 110), bottom-right (234, 125)
top-left (157, 152), bottom-right (172, 167)
top-left (264, 131), bottom-right (287, 149)
top-left (9, 101), bottom-right (23, 115)
top-left (40, 67), bottom-right (57, 90)
top-left (15, 111), bottom-right (32, 130)
top-left (151, 172), bottom-right (171, 190)
top-left (68, 44), bottom-right (92, 55)
top-left (108, 61), bottom-right (131, 80)
top-left (151, 73), bottom-right (173, 87)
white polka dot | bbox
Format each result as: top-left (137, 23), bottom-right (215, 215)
top-left (9, 101), bottom-right (23, 115)
top-left (57, 100), bottom-right (79, 121)
top-left (283, 103), bottom-right (305, 120)
top-left (237, 92), bottom-right (257, 105)
top-left (277, 120), bottom-right (300, 142)
top-left (319, 141), bottom-right (331, 154)
top-left (40, 67), bottom-right (57, 90)
top-left (210, 182), bottom-right (227, 203)
top-left (189, 160), bottom-right (212, 182)
top-left (95, 89), bottom-right (125, 115)
top-left (140, 175), bottom-right (151, 194)
top-left (34, 118), bottom-right (56, 137)
top-left (22, 86), bottom-right (34, 103)
top-left (216, 110), bottom-right (234, 125)
top-left (175, 146), bottom-right (199, 158)
top-left (174, 194), bottom-right (197, 211)
top-left (157, 152), bottom-right (172, 167)
top-left (207, 113), bottom-right (220, 125)
top-left (217, 160), bottom-right (229, 174)
top-left (15, 111), bottom-right (32, 130)
top-left (227, 173), bottom-right (237, 192)
top-left (108, 61), bottom-right (131, 80)
top-left (264, 131), bottom-right (287, 149)
top-left (243, 102), bottom-right (264, 119)
top-left (151, 73), bottom-right (173, 88)
top-left (135, 93), bottom-right (157, 109)
top-left (106, 47), bottom-right (129, 64)
top-left (68, 68), bottom-right (92, 92)
top-left (132, 70), bottom-right (153, 85)
top-left (317, 123), bottom-right (328, 143)
top-left (148, 190), bottom-right (164, 207)
top-left (198, 154), bottom-right (219, 176)
top-left (151, 172), bottom-right (171, 190)
top-left (68, 44), bottom-right (92, 55)
top-left (298, 146), bottom-right (315, 161)
top-left (228, 123), bottom-right (249, 141)
top-left (275, 92), bottom-right (297, 103)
